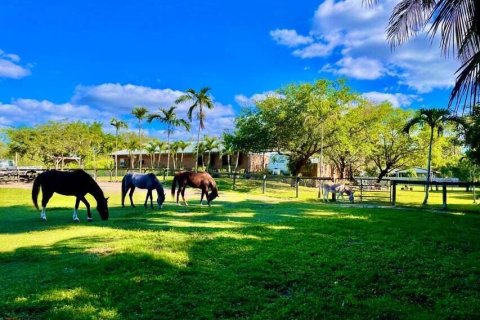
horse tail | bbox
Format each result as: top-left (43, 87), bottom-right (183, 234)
top-left (32, 173), bottom-right (42, 211)
top-left (121, 175), bottom-right (127, 206)
top-left (171, 174), bottom-right (178, 198)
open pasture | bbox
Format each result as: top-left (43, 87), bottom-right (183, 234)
top-left (0, 179), bottom-right (479, 319)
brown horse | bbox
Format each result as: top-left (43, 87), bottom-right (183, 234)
top-left (171, 171), bottom-right (219, 206)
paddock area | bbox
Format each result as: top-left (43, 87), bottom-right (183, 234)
top-left (0, 178), bottom-right (479, 319)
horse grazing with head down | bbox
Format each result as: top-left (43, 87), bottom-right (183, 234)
top-left (171, 171), bottom-right (218, 206)
top-left (32, 170), bottom-right (109, 222)
top-left (121, 173), bottom-right (165, 209)
top-left (323, 183), bottom-right (355, 203)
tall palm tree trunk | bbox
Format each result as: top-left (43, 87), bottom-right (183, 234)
top-left (166, 129), bottom-right (171, 177)
top-left (180, 152), bottom-right (184, 169)
top-left (424, 127), bottom-right (435, 205)
top-left (114, 129), bottom-right (118, 182)
top-left (195, 123), bottom-right (201, 172)
top-left (138, 122), bottom-right (142, 172)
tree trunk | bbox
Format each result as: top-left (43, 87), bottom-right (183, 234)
top-left (115, 130), bottom-right (118, 181)
top-left (376, 167), bottom-right (391, 183)
top-left (138, 121), bottom-right (142, 172)
top-left (291, 156), bottom-right (309, 176)
top-left (195, 122), bottom-right (201, 173)
top-left (166, 130), bottom-right (171, 177)
top-left (180, 151), bottom-right (184, 170)
top-left (234, 152), bottom-right (240, 173)
top-left (424, 127), bottom-right (435, 205)
top-left (227, 154), bottom-right (231, 173)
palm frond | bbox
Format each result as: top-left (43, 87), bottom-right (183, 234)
top-left (403, 115), bottom-right (425, 134)
top-left (449, 50), bottom-right (480, 113)
top-left (387, 0), bottom-right (435, 48)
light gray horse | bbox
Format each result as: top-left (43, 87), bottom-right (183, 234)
top-left (122, 173), bottom-right (165, 208)
top-left (323, 183), bottom-right (355, 203)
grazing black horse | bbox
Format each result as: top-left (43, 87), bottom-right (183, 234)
top-left (121, 173), bottom-right (165, 208)
top-left (32, 170), bottom-right (109, 221)
top-left (171, 171), bottom-right (219, 206)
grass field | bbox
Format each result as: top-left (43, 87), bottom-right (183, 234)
top-left (0, 179), bottom-right (479, 319)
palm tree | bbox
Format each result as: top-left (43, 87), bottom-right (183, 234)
top-left (175, 87), bottom-right (214, 172)
top-left (145, 141), bottom-right (158, 170)
top-left (155, 140), bottom-right (167, 169)
top-left (404, 108), bottom-right (466, 204)
top-left (148, 106), bottom-right (190, 176)
top-left (177, 141), bottom-right (190, 169)
top-left (110, 118), bottom-right (128, 181)
top-left (194, 142), bottom-right (207, 170)
top-left (126, 137), bottom-right (140, 170)
top-left (131, 106), bottom-right (149, 171)
top-left (203, 136), bottom-right (219, 171)
top-left (365, 0), bottom-right (480, 113)
top-left (169, 141), bottom-right (181, 171)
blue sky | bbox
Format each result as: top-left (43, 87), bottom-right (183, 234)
top-left (0, 0), bottom-right (458, 140)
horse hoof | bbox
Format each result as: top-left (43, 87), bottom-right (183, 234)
top-left (87, 218), bottom-right (93, 222)
top-left (74, 219), bottom-right (80, 223)
top-left (41, 218), bottom-right (47, 222)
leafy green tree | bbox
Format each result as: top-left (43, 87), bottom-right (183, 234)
top-left (148, 106), bottom-right (190, 176)
top-left (365, 0), bottom-right (480, 112)
top-left (175, 87), bottom-right (214, 172)
top-left (110, 118), bottom-right (128, 180)
top-left (404, 108), bottom-right (466, 204)
top-left (234, 80), bottom-right (355, 175)
top-left (464, 105), bottom-right (480, 165)
top-left (365, 103), bottom-right (421, 181)
top-left (131, 106), bottom-right (149, 171)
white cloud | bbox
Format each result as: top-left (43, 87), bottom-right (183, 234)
top-left (362, 91), bottom-right (421, 107)
top-left (234, 91), bottom-right (282, 107)
top-left (72, 83), bottom-right (184, 113)
top-left (0, 50), bottom-right (30, 79)
top-left (322, 56), bottom-right (385, 80)
top-left (3, 83), bottom-right (237, 139)
top-left (271, 0), bottom-right (458, 94)
top-left (270, 29), bottom-right (313, 47)
top-left (293, 42), bottom-right (334, 58)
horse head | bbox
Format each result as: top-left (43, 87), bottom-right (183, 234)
top-left (97, 197), bottom-right (109, 220)
top-left (207, 187), bottom-right (219, 204)
top-left (157, 191), bottom-right (166, 208)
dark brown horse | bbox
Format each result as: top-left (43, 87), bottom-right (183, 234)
top-left (171, 171), bottom-right (219, 206)
top-left (32, 170), bottom-right (109, 222)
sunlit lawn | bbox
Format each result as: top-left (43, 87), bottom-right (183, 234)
top-left (0, 179), bottom-right (479, 319)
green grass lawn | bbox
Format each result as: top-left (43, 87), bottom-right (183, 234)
top-left (0, 181), bottom-right (479, 319)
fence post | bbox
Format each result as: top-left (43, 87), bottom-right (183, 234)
top-left (392, 181), bottom-right (397, 206)
top-left (262, 175), bottom-right (267, 194)
top-left (442, 182), bottom-right (447, 209)
top-left (232, 172), bottom-right (237, 190)
top-left (295, 176), bottom-right (300, 198)
top-left (360, 179), bottom-right (363, 203)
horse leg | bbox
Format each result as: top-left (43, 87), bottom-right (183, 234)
top-left (323, 188), bottom-right (328, 202)
top-left (176, 187), bottom-right (181, 206)
top-left (200, 188), bottom-right (205, 206)
top-left (181, 186), bottom-right (188, 206)
top-left (73, 197), bottom-right (80, 222)
top-left (40, 189), bottom-right (53, 221)
top-left (129, 186), bottom-right (136, 208)
top-left (80, 197), bottom-right (92, 222)
top-left (122, 187), bottom-right (128, 208)
top-left (149, 190), bottom-right (154, 209)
